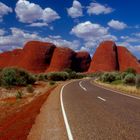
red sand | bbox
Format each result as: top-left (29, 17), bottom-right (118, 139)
top-left (0, 87), bottom-right (55, 140)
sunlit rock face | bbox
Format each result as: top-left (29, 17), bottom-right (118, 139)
top-left (117, 46), bottom-right (140, 73)
top-left (88, 41), bottom-right (119, 73)
top-left (18, 41), bottom-right (56, 73)
top-left (46, 47), bottom-right (75, 72)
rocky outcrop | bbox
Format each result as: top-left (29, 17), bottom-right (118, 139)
top-left (0, 40), bottom-right (139, 73)
top-left (18, 41), bottom-right (56, 73)
top-left (46, 47), bottom-right (75, 72)
top-left (117, 46), bottom-right (140, 73)
top-left (0, 51), bottom-right (12, 68)
top-left (8, 49), bottom-right (22, 67)
top-left (88, 41), bottom-right (119, 72)
top-left (73, 51), bottom-right (91, 72)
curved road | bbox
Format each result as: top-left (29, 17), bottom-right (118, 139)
top-left (61, 79), bottom-right (140, 140)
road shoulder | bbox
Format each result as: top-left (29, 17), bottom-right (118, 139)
top-left (27, 84), bottom-right (67, 140)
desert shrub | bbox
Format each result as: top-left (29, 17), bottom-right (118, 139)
top-left (26, 84), bottom-right (34, 93)
top-left (111, 80), bottom-right (122, 85)
top-left (121, 72), bottom-right (128, 80)
top-left (136, 75), bottom-right (140, 89)
top-left (124, 67), bottom-right (136, 75)
top-left (37, 73), bottom-right (48, 81)
top-left (47, 72), bottom-right (69, 81)
top-left (114, 72), bottom-right (122, 80)
top-left (123, 73), bottom-right (136, 85)
top-left (0, 67), bottom-right (36, 87)
top-left (68, 71), bottom-right (77, 79)
top-left (101, 72), bottom-right (116, 83)
top-left (16, 91), bottom-right (23, 99)
top-left (49, 81), bottom-right (56, 85)
top-left (76, 73), bottom-right (86, 79)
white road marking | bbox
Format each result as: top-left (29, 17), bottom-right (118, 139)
top-left (60, 81), bottom-right (74, 140)
top-left (97, 96), bottom-right (106, 101)
top-left (79, 81), bottom-right (87, 91)
top-left (93, 81), bottom-right (140, 100)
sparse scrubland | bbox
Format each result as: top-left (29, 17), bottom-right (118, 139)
top-left (94, 68), bottom-right (140, 96)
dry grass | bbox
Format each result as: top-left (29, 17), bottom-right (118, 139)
top-left (94, 80), bottom-right (140, 96)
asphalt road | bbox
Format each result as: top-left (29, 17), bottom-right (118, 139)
top-left (61, 79), bottom-right (140, 140)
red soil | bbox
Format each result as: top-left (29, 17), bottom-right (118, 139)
top-left (0, 87), bottom-right (56, 140)
top-left (88, 41), bottom-right (118, 72)
top-left (118, 46), bottom-right (140, 73)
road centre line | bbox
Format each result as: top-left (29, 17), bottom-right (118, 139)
top-left (92, 81), bottom-right (140, 100)
top-left (97, 96), bottom-right (106, 102)
top-left (79, 81), bottom-right (87, 91)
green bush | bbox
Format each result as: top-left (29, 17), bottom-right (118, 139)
top-left (49, 81), bottom-right (56, 85)
top-left (136, 75), bottom-right (140, 89)
top-left (0, 67), bottom-right (36, 87)
top-left (37, 73), bottom-right (48, 81)
top-left (26, 84), bottom-right (34, 93)
top-left (124, 67), bottom-right (136, 75)
top-left (101, 72), bottom-right (116, 83)
top-left (111, 80), bottom-right (122, 85)
top-left (47, 72), bottom-right (69, 81)
top-left (16, 91), bottom-right (23, 99)
top-left (121, 72), bottom-right (128, 80)
top-left (123, 73), bottom-right (136, 85)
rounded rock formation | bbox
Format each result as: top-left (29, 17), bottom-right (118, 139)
top-left (73, 51), bottom-right (91, 72)
top-left (88, 41), bottom-right (119, 72)
top-left (117, 46), bottom-right (140, 73)
top-left (18, 41), bottom-right (56, 73)
top-left (46, 47), bottom-right (75, 72)
top-left (0, 51), bottom-right (12, 68)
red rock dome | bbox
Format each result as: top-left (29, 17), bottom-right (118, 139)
top-left (0, 51), bottom-right (13, 68)
top-left (46, 47), bottom-right (75, 72)
top-left (117, 46), bottom-right (140, 73)
top-left (18, 41), bottom-right (56, 73)
top-left (88, 41), bottom-right (119, 72)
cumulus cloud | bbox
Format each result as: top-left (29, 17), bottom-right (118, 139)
top-left (71, 21), bottom-right (117, 41)
top-left (28, 22), bottom-right (48, 27)
top-left (108, 20), bottom-right (127, 30)
top-left (87, 2), bottom-right (113, 15)
top-left (67, 0), bottom-right (83, 18)
top-left (71, 21), bottom-right (117, 53)
top-left (0, 28), bottom-right (80, 52)
top-left (15, 0), bottom-right (60, 24)
top-left (0, 2), bottom-right (12, 21)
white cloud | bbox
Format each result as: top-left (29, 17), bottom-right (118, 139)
top-left (15, 0), bottom-right (60, 24)
top-left (0, 2), bottom-right (12, 21)
top-left (42, 8), bottom-right (60, 23)
top-left (71, 21), bottom-right (117, 53)
top-left (28, 22), bottom-right (48, 27)
top-left (0, 29), bottom-right (6, 36)
top-left (67, 0), bottom-right (83, 18)
top-left (87, 2), bottom-right (113, 15)
top-left (71, 21), bottom-right (117, 41)
top-left (0, 28), bottom-right (80, 52)
top-left (108, 19), bottom-right (127, 30)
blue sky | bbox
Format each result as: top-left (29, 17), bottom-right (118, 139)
top-left (0, 0), bottom-right (140, 59)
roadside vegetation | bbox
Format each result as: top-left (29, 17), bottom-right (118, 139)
top-left (94, 68), bottom-right (140, 96)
